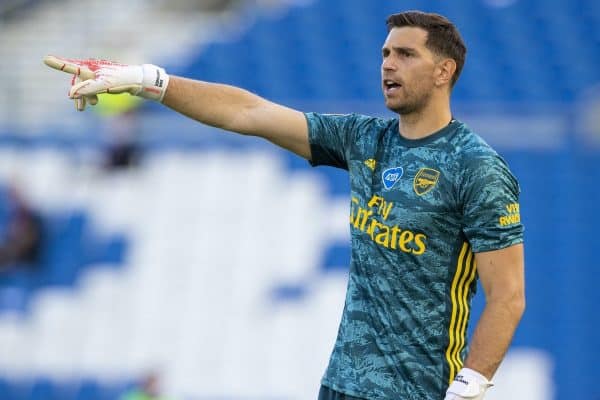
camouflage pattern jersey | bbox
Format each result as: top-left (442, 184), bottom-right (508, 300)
top-left (305, 113), bottom-right (524, 400)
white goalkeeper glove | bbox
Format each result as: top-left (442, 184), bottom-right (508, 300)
top-left (43, 55), bottom-right (170, 111)
top-left (444, 368), bottom-right (494, 400)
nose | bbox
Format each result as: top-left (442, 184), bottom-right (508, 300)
top-left (382, 56), bottom-right (397, 71)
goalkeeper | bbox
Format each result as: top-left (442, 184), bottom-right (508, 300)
top-left (44, 11), bottom-right (525, 400)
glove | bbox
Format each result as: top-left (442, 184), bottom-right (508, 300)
top-left (444, 368), bottom-right (494, 400)
top-left (43, 55), bottom-right (170, 111)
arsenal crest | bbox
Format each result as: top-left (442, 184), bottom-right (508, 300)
top-left (413, 168), bottom-right (440, 196)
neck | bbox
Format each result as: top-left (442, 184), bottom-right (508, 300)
top-left (397, 97), bottom-right (453, 140)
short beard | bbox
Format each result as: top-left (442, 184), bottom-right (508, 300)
top-left (388, 89), bottom-right (432, 116)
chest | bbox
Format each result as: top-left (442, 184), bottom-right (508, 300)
top-left (348, 148), bottom-right (461, 231)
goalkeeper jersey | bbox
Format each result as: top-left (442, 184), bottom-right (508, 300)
top-left (306, 113), bottom-right (523, 400)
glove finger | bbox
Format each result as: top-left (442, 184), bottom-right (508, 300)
top-left (69, 78), bottom-right (109, 98)
top-left (44, 55), bottom-right (95, 80)
top-left (71, 75), bottom-right (86, 111)
top-left (71, 81), bottom-right (142, 98)
top-left (74, 95), bottom-right (98, 110)
top-left (87, 94), bottom-right (98, 106)
top-left (74, 96), bottom-right (86, 112)
top-left (105, 84), bottom-right (142, 95)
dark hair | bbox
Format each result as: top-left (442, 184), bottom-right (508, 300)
top-left (386, 11), bottom-right (467, 87)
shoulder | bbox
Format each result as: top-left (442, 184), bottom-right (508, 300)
top-left (305, 112), bottom-right (394, 148)
top-left (350, 113), bottom-right (393, 128)
top-left (305, 112), bottom-right (392, 130)
top-left (449, 122), bottom-right (520, 194)
top-left (450, 121), bottom-right (508, 170)
top-left (352, 114), bottom-right (395, 142)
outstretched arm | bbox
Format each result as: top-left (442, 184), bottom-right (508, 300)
top-left (43, 56), bottom-right (311, 159)
top-left (162, 76), bottom-right (310, 159)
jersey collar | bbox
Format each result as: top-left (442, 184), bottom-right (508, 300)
top-left (395, 118), bottom-right (460, 148)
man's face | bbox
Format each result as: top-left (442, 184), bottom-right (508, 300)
top-left (381, 27), bottom-right (438, 115)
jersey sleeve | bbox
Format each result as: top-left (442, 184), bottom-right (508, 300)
top-left (461, 154), bottom-right (524, 252)
top-left (304, 112), bottom-right (364, 170)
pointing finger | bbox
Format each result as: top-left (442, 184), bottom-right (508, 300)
top-left (43, 55), bottom-right (95, 80)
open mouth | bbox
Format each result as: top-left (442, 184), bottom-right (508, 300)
top-left (383, 79), bottom-right (402, 92)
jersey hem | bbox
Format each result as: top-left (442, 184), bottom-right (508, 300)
top-left (321, 378), bottom-right (375, 400)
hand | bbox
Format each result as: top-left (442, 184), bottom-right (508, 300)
top-left (43, 55), bottom-right (170, 111)
top-left (444, 368), bottom-right (494, 400)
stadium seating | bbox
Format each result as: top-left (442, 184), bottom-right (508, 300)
top-left (176, 0), bottom-right (600, 103)
top-left (0, 209), bottom-right (127, 314)
top-left (0, 0), bottom-right (599, 399)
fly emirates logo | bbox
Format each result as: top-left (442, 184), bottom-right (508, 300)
top-left (350, 195), bottom-right (427, 255)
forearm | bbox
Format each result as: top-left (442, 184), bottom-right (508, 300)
top-left (464, 297), bottom-right (525, 379)
top-left (162, 76), bottom-right (266, 134)
top-left (161, 76), bottom-right (310, 158)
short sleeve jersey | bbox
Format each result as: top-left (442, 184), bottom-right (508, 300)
top-left (306, 113), bottom-right (523, 400)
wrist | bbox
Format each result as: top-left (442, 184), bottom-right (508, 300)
top-left (446, 368), bottom-right (493, 399)
top-left (140, 64), bottom-right (170, 102)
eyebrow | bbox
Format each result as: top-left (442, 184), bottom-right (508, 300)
top-left (382, 46), bottom-right (419, 55)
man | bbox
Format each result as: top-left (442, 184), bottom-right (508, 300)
top-left (44, 10), bottom-right (525, 400)
top-left (0, 183), bottom-right (42, 269)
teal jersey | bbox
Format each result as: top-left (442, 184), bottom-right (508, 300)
top-left (306, 113), bottom-right (523, 400)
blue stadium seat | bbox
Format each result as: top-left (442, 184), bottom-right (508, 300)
top-left (0, 377), bottom-right (9, 399)
top-left (2, 379), bottom-right (31, 400)
top-left (29, 378), bottom-right (58, 400)
top-left (74, 379), bottom-right (102, 400)
top-left (321, 242), bottom-right (351, 273)
top-left (36, 212), bottom-right (87, 287)
top-left (167, 0), bottom-right (600, 104)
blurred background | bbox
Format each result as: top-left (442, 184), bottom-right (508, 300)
top-left (0, 0), bottom-right (599, 399)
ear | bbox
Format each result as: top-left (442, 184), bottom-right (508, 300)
top-left (435, 58), bottom-right (457, 87)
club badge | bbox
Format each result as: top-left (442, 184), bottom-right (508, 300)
top-left (413, 168), bottom-right (440, 196)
